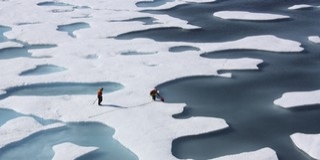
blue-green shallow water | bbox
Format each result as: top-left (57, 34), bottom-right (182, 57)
top-left (19, 64), bottom-right (66, 76)
top-left (0, 82), bottom-right (124, 100)
top-left (0, 109), bottom-right (138, 160)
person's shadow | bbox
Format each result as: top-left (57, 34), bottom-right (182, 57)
top-left (99, 104), bottom-right (126, 108)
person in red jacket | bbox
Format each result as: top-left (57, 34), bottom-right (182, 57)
top-left (97, 87), bottom-right (103, 105)
top-left (150, 88), bottom-right (164, 102)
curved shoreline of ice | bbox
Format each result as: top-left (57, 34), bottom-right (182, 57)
top-left (52, 142), bottom-right (98, 160)
top-left (309, 36), bottom-right (320, 43)
top-left (274, 90), bottom-right (320, 108)
top-left (274, 90), bottom-right (320, 159)
top-left (0, 116), bottom-right (65, 149)
top-left (0, 0), bottom-right (311, 159)
top-left (213, 11), bottom-right (289, 21)
top-left (288, 4), bottom-right (313, 10)
top-left (290, 133), bottom-right (320, 159)
top-left (0, 41), bottom-right (23, 50)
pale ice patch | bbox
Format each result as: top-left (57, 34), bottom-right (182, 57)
top-left (211, 148), bottom-right (278, 160)
top-left (291, 133), bottom-right (320, 159)
top-left (288, 4), bottom-right (313, 10)
top-left (0, 116), bottom-right (65, 148)
top-left (4, 23), bottom-right (73, 45)
top-left (198, 35), bottom-right (303, 52)
top-left (0, 41), bottom-right (23, 50)
top-left (213, 11), bottom-right (289, 21)
top-left (309, 36), bottom-right (320, 43)
top-left (274, 90), bottom-right (320, 108)
top-left (52, 142), bottom-right (98, 160)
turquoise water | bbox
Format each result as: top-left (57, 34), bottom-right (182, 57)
top-left (0, 82), bottom-right (124, 100)
top-left (37, 1), bottom-right (72, 7)
top-left (121, 51), bottom-right (157, 56)
top-left (0, 44), bottom-right (56, 59)
top-left (19, 64), bottom-right (66, 76)
top-left (0, 109), bottom-right (137, 160)
top-left (0, 109), bottom-right (23, 126)
top-left (169, 46), bottom-right (200, 53)
top-left (136, 0), bottom-right (174, 8)
top-left (0, 26), bottom-right (10, 42)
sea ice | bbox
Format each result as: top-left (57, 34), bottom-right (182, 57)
top-left (52, 142), bottom-right (98, 160)
top-left (213, 11), bottom-right (289, 21)
top-left (288, 4), bottom-right (313, 10)
top-left (0, 116), bottom-right (64, 148)
top-left (309, 36), bottom-right (320, 43)
top-left (291, 133), bottom-right (320, 159)
top-left (274, 90), bottom-right (320, 108)
top-left (0, 0), bottom-right (314, 159)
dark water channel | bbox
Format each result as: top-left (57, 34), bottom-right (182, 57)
top-left (126, 0), bottom-right (320, 159)
top-left (158, 47), bottom-right (320, 160)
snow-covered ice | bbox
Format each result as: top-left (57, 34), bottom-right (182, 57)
top-left (52, 142), bottom-right (98, 160)
top-left (213, 11), bottom-right (289, 21)
top-left (274, 90), bottom-right (320, 108)
top-left (288, 4), bottom-right (313, 10)
top-left (309, 36), bottom-right (320, 43)
top-left (0, 0), bottom-right (317, 159)
top-left (290, 133), bottom-right (320, 160)
top-left (0, 116), bottom-right (64, 148)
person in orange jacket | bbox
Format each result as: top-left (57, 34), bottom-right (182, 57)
top-left (150, 88), bottom-right (164, 102)
top-left (97, 87), bottom-right (103, 105)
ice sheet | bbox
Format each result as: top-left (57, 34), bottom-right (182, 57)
top-left (0, 0), bottom-right (312, 159)
top-left (0, 116), bottom-right (64, 148)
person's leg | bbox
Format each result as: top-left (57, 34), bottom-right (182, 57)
top-left (157, 94), bottom-right (164, 102)
top-left (152, 95), bottom-right (156, 101)
top-left (98, 96), bottom-right (102, 105)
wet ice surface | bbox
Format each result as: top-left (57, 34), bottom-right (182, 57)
top-left (0, 82), bottom-right (123, 100)
top-left (19, 64), bottom-right (66, 76)
top-left (0, 110), bottom-right (137, 160)
top-left (57, 22), bottom-right (90, 38)
top-left (1, 0), bottom-right (320, 160)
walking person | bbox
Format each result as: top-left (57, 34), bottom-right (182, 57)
top-left (97, 87), bottom-right (103, 105)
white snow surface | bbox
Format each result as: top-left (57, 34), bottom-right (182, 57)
top-left (288, 4), bottom-right (313, 10)
top-left (213, 11), bottom-right (289, 21)
top-left (309, 36), bottom-right (320, 43)
top-left (291, 133), bottom-right (320, 159)
top-left (0, 0), bottom-right (309, 159)
top-left (52, 142), bottom-right (98, 160)
top-left (0, 116), bottom-right (65, 148)
top-left (274, 90), bottom-right (320, 108)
